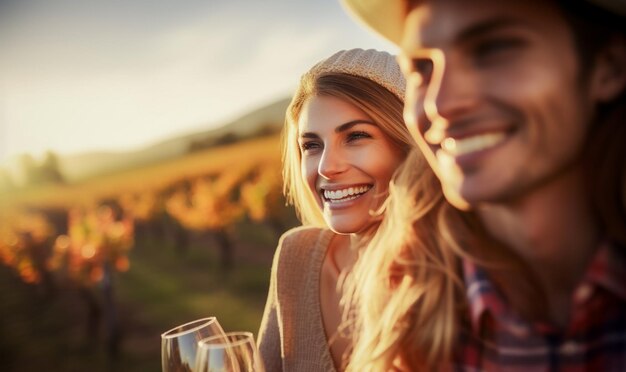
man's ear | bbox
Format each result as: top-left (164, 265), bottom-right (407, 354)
top-left (591, 35), bottom-right (626, 102)
top-left (590, 35), bottom-right (626, 102)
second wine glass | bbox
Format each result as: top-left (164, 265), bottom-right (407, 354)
top-left (194, 331), bottom-right (265, 372)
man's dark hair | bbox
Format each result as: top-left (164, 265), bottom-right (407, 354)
top-left (560, 0), bottom-right (626, 244)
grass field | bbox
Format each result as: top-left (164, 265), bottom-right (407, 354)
top-left (0, 221), bottom-right (283, 371)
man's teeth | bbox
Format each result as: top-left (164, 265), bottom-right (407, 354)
top-left (323, 186), bottom-right (370, 201)
top-left (441, 132), bottom-right (506, 156)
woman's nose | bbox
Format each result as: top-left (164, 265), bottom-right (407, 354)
top-left (317, 146), bottom-right (348, 179)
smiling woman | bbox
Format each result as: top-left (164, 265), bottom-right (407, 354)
top-left (256, 48), bottom-right (420, 372)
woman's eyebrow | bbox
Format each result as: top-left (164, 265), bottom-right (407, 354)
top-left (335, 120), bottom-right (377, 133)
top-left (299, 132), bottom-right (319, 139)
top-left (299, 119), bottom-right (377, 139)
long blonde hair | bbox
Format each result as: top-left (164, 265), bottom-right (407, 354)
top-left (282, 72), bottom-right (413, 226)
top-left (344, 149), bottom-right (477, 371)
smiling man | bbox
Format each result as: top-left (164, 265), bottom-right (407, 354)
top-left (341, 0), bottom-right (626, 370)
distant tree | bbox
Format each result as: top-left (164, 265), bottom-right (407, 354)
top-left (17, 154), bottom-right (39, 185)
top-left (213, 132), bottom-right (239, 146)
top-left (0, 167), bottom-right (15, 192)
top-left (188, 132), bottom-right (240, 153)
top-left (39, 151), bottom-right (64, 184)
top-left (251, 122), bottom-right (280, 138)
top-left (16, 151), bottom-right (64, 186)
top-left (188, 137), bottom-right (214, 153)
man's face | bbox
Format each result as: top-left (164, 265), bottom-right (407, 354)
top-left (399, 0), bottom-right (595, 210)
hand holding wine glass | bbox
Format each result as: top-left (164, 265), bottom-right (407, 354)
top-left (161, 317), bottom-right (226, 372)
top-left (194, 331), bottom-right (265, 372)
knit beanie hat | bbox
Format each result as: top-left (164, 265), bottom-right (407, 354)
top-left (302, 48), bottom-right (405, 100)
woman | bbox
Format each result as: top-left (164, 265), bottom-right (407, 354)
top-left (257, 48), bottom-right (422, 372)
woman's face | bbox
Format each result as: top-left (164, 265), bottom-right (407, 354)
top-left (298, 95), bottom-right (405, 235)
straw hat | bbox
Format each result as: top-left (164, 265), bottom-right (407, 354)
top-left (340, 0), bottom-right (626, 46)
top-left (303, 48), bottom-right (405, 100)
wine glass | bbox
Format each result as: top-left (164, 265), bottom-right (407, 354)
top-left (194, 331), bottom-right (265, 372)
top-left (161, 317), bottom-right (226, 372)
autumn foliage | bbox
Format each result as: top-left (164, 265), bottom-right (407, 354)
top-left (0, 135), bottom-right (292, 287)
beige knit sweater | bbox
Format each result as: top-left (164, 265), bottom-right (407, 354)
top-left (257, 226), bottom-right (338, 372)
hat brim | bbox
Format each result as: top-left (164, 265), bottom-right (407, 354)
top-left (340, 0), bottom-right (406, 46)
top-left (341, 0), bottom-right (626, 47)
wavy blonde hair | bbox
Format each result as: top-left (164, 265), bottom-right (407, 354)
top-left (282, 72), bottom-right (414, 226)
top-left (343, 148), bottom-right (478, 371)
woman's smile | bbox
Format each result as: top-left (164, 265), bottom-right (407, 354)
top-left (321, 184), bottom-right (373, 209)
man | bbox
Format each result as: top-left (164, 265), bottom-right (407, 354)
top-left (342, 0), bottom-right (626, 369)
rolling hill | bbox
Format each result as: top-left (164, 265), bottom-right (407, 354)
top-left (57, 97), bottom-right (291, 182)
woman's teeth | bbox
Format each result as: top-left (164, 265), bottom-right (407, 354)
top-left (441, 132), bottom-right (506, 156)
top-left (323, 186), bottom-right (370, 202)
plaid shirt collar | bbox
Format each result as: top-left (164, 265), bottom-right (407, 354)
top-left (462, 240), bottom-right (626, 337)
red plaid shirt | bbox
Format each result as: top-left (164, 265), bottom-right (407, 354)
top-left (454, 241), bottom-right (626, 371)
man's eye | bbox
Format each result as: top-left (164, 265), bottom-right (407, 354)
top-left (474, 38), bottom-right (525, 61)
top-left (346, 131), bottom-right (372, 143)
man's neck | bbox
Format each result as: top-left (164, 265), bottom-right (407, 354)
top-left (476, 167), bottom-right (599, 326)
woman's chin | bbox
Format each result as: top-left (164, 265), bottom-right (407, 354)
top-left (328, 225), bottom-right (360, 235)
top-left (326, 220), bottom-right (364, 235)
top-left (326, 218), bottom-right (380, 237)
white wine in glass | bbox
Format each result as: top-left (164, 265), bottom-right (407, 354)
top-left (161, 317), bottom-right (226, 372)
top-left (194, 331), bottom-right (265, 372)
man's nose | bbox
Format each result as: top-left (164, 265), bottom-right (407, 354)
top-left (424, 54), bottom-right (480, 123)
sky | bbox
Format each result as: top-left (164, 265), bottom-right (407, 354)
top-left (0, 0), bottom-right (395, 164)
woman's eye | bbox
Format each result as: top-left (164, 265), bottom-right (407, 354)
top-left (346, 131), bottom-right (372, 143)
top-left (300, 141), bottom-right (320, 152)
